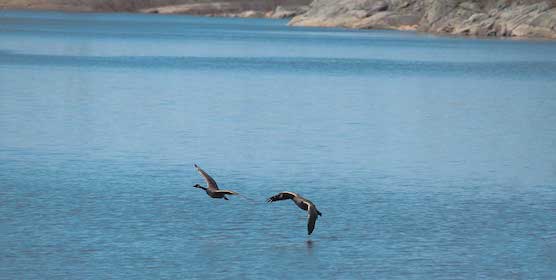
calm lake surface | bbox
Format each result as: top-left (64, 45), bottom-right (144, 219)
top-left (1, 10), bottom-right (556, 279)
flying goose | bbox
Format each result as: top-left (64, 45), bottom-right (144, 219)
top-left (193, 164), bottom-right (238, 200)
top-left (266, 192), bottom-right (322, 235)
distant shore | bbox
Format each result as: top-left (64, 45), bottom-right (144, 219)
top-left (2, 0), bottom-right (555, 39)
top-left (0, 1), bottom-right (311, 19)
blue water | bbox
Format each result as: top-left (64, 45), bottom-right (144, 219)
top-left (1, 10), bottom-right (556, 279)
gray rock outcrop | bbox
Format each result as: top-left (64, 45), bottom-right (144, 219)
top-left (290, 0), bottom-right (556, 39)
top-left (267, 5), bottom-right (310, 19)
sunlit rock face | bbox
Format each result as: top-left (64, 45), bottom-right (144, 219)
top-left (289, 0), bottom-right (556, 39)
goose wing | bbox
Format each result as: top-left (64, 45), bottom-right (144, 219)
top-left (213, 190), bottom-right (238, 195)
top-left (295, 197), bottom-right (313, 211)
top-left (194, 164), bottom-right (218, 190)
top-left (307, 204), bottom-right (318, 235)
top-left (266, 192), bottom-right (298, 203)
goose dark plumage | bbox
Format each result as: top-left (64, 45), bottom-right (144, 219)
top-left (267, 192), bottom-right (322, 235)
top-left (193, 164), bottom-right (238, 200)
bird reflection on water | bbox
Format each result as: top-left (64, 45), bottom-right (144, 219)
top-left (306, 240), bottom-right (314, 255)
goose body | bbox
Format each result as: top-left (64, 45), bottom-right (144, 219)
top-left (267, 192), bottom-right (322, 235)
top-left (193, 164), bottom-right (238, 200)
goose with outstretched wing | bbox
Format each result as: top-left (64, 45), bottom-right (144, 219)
top-left (193, 164), bottom-right (238, 200)
top-left (266, 192), bottom-right (322, 235)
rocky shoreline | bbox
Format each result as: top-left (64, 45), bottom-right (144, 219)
top-left (290, 0), bottom-right (556, 39)
top-left (0, 1), bottom-right (311, 19)
top-left (1, 0), bottom-right (555, 39)
top-left (139, 3), bottom-right (309, 19)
